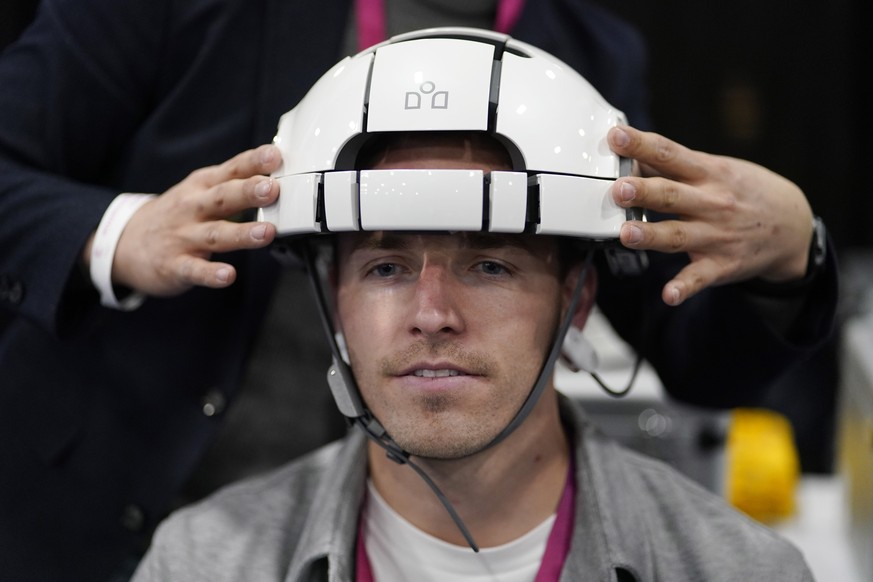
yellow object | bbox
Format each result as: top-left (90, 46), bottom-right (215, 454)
top-left (726, 408), bottom-right (800, 523)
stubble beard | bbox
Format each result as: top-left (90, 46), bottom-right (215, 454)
top-left (355, 340), bottom-right (532, 460)
top-left (353, 340), bottom-right (533, 460)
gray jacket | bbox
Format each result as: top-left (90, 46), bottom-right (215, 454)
top-left (133, 397), bottom-right (814, 581)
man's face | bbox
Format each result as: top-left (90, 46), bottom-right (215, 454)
top-left (334, 135), bottom-right (569, 459)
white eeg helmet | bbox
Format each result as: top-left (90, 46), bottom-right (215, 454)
top-left (258, 26), bottom-right (640, 240)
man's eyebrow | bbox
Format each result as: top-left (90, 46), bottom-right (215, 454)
top-left (461, 232), bottom-right (540, 253)
top-left (347, 232), bottom-right (413, 253)
top-left (343, 232), bottom-right (545, 256)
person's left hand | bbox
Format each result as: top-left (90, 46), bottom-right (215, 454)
top-left (607, 125), bottom-right (814, 306)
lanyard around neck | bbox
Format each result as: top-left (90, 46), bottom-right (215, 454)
top-left (355, 0), bottom-right (526, 51)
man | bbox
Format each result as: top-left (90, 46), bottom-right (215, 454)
top-left (132, 31), bottom-right (813, 581)
top-left (0, 3), bottom-right (835, 580)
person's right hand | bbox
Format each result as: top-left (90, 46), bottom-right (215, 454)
top-left (83, 144), bottom-right (281, 297)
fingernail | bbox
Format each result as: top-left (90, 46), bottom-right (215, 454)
top-left (667, 286), bottom-right (681, 306)
top-left (216, 267), bottom-right (232, 283)
top-left (619, 181), bottom-right (636, 203)
top-left (251, 223), bottom-right (267, 240)
top-left (255, 178), bottom-right (272, 199)
top-left (259, 146), bottom-right (276, 166)
top-left (612, 127), bottom-right (630, 148)
top-left (624, 224), bottom-right (643, 245)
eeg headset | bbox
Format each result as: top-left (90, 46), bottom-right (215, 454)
top-left (260, 27), bottom-right (642, 551)
top-left (259, 26), bottom-right (640, 238)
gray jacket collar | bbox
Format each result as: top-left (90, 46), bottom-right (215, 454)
top-left (284, 428), bottom-right (367, 582)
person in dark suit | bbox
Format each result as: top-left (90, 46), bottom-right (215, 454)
top-left (0, 1), bottom-right (836, 580)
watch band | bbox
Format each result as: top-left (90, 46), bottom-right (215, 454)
top-left (809, 215), bottom-right (827, 271)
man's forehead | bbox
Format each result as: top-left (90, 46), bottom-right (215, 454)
top-left (337, 231), bottom-right (556, 255)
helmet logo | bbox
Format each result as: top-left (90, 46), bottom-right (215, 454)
top-left (405, 81), bottom-right (449, 110)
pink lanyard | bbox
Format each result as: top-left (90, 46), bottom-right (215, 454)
top-left (355, 0), bottom-right (527, 51)
top-left (355, 464), bottom-right (576, 582)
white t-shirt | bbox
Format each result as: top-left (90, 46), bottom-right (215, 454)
top-left (363, 480), bottom-right (555, 582)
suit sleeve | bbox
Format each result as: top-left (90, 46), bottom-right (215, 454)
top-left (0, 0), bottom-right (168, 334)
top-left (596, 246), bottom-right (839, 408)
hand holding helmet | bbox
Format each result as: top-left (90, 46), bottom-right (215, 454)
top-left (608, 124), bottom-right (815, 306)
top-left (83, 145), bottom-right (281, 298)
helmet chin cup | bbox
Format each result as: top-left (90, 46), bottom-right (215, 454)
top-left (326, 358), bottom-right (366, 419)
top-left (561, 326), bottom-right (599, 373)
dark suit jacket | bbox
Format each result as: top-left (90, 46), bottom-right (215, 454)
top-left (0, 0), bottom-right (837, 580)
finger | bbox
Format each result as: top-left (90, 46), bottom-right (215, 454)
top-left (195, 174), bottom-right (279, 219)
top-left (168, 256), bottom-right (238, 291)
top-left (612, 175), bottom-right (731, 217)
top-left (608, 125), bottom-right (708, 183)
top-left (661, 259), bottom-right (723, 306)
top-left (193, 144), bottom-right (283, 188)
top-left (184, 220), bottom-right (277, 253)
top-left (619, 219), bottom-right (710, 254)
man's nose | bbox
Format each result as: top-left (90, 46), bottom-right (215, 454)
top-left (408, 263), bottom-right (465, 337)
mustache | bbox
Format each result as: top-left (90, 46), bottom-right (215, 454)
top-left (378, 340), bottom-right (496, 377)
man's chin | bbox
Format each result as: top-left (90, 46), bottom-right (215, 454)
top-left (389, 427), bottom-right (498, 461)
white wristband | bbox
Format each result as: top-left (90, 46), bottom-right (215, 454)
top-left (90, 193), bottom-right (156, 311)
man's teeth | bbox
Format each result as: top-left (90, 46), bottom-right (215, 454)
top-left (413, 369), bottom-right (462, 378)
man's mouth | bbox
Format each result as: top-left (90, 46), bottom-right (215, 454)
top-left (412, 369), bottom-right (467, 378)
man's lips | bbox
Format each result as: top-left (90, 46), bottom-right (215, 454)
top-left (412, 369), bottom-right (464, 378)
top-left (395, 362), bottom-right (479, 378)
top-left (386, 359), bottom-right (489, 392)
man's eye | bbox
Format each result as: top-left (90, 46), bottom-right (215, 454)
top-left (372, 263), bottom-right (399, 277)
top-left (477, 261), bottom-right (509, 276)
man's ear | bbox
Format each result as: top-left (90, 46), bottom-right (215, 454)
top-left (562, 261), bottom-right (598, 330)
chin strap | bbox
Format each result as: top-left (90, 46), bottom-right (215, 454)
top-left (302, 243), bottom-right (593, 552)
top-left (352, 412), bottom-right (481, 551)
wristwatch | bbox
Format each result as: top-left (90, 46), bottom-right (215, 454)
top-left (809, 215), bottom-right (827, 273)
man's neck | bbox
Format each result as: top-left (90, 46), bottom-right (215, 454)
top-left (366, 392), bottom-right (570, 548)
